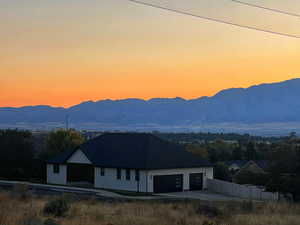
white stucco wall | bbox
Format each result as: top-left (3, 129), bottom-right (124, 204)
top-left (94, 168), bottom-right (148, 192)
top-left (67, 149), bottom-right (91, 164)
top-left (147, 167), bottom-right (214, 192)
top-left (46, 164), bottom-right (67, 185)
top-left (94, 167), bottom-right (213, 193)
top-left (46, 163), bottom-right (214, 193)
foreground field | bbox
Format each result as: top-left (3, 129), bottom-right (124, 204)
top-left (0, 191), bottom-right (299, 225)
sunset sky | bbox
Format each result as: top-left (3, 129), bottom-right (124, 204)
top-left (1, 0), bottom-right (300, 107)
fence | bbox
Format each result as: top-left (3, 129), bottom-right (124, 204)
top-left (207, 178), bottom-right (278, 201)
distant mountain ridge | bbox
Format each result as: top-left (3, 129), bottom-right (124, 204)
top-left (1, 78), bottom-right (300, 127)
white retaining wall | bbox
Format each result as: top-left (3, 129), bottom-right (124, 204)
top-left (207, 178), bottom-right (278, 201)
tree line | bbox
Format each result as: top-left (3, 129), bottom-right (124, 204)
top-left (0, 129), bottom-right (84, 182)
top-left (183, 136), bottom-right (300, 201)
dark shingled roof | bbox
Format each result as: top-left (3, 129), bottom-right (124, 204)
top-left (47, 133), bottom-right (213, 169)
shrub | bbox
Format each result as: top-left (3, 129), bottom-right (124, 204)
top-left (234, 171), bottom-right (270, 186)
top-left (43, 196), bottom-right (70, 217)
top-left (21, 210), bottom-right (43, 225)
top-left (202, 221), bottom-right (217, 225)
top-left (176, 217), bottom-right (188, 225)
top-left (224, 201), bottom-right (239, 213)
top-left (22, 217), bottom-right (44, 225)
top-left (86, 195), bottom-right (98, 205)
top-left (12, 183), bottom-right (30, 200)
top-left (44, 218), bottom-right (61, 225)
top-left (195, 204), bottom-right (224, 218)
top-left (241, 200), bottom-right (254, 212)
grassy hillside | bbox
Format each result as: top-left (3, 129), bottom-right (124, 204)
top-left (0, 190), bottom-right (300, 225)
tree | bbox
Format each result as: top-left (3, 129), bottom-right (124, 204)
top-left (186, 144), bottom-right (209, 160)
top-left (206, 140), bottom-right (235, 162)
top-left (245, 142), bottom-right (257, 160)
top-left (41, 129), bottom-right (85, 159)
top-left (0, 129), bottom-right (35, 179)
top-left (232, 146), bottom-right (243, 160)
top-left (234, 171), bottom-right (269, 186)
top-left (296, 148), bottom-right (300, 174)
top-left (266, 143), bottom-right (300, 201)
top-left (255, 143), bottom-right (271, 160)
top-left (214, 162), bottom-right (231, 181)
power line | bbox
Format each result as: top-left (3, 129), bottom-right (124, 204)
top-left (128, 0), bottom-right (300, 38)
top-left (232, 0), bottom-right (300, 18)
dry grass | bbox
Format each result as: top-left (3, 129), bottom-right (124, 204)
top-left (0, 191), bottom-right (300, 225)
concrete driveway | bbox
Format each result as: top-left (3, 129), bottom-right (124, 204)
top-left (158, 190), bottom-right (247, 201)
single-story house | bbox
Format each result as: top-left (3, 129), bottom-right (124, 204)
top-left (47, 133), bottom-right (214, 193)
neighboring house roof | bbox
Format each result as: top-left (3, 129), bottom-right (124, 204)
top-left (254, 160), bottom-right (269, 170)
top-left (226, 160), bottom-right (269, 170)
top-left (226, 160), bottom-right (248, 168)
top-left (47, 133), bottom-right (213, 170)
top-left (233, 160), bottom-right (267, 178)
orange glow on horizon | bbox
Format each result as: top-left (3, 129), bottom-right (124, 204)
top-left (1, 0), bottom-right (300, 108)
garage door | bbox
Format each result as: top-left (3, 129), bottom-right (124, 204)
top-left (153, 174), bottom-right (183, 193)
top-left (189, 173), bottom-right (203, 191)
top-left (67, 164), bottom-right (94, 184)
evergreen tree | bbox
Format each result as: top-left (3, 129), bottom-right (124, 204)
top-left (232, 146), bottom-right (243, 160)
top-left (0, 129), bottom-right (35, 179)
top-left (246, 141), bottom-right (256, 160)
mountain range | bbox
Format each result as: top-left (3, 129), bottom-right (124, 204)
top-left (1, 78), bottom-right (300, 133)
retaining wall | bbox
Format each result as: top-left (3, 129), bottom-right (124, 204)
top-left (207, 178), bottom-right (278, 201)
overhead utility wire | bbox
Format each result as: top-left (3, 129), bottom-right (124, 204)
top-left (128, 0), bottom-right (300, 38)
top-left (232, 0), bottom-right (300, 18)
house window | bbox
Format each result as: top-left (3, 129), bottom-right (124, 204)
top-left (100, 168), bottom-right (105, 176)
top-left (53, 164), bottom-right (60, 174)
top-left (126, 169), bottom-right (131, 180)
top-left (135, 169), bottom-right (140, 181)
top-left (117, 168), bottom-right (121, 180)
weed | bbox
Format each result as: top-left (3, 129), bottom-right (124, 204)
top-left (43, 195), bottom-right (70, 217)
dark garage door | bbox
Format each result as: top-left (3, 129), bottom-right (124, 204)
top-left (153, 174), bottom-right (183, 193)
top-left (189, 173), bottom-right (203, 191)
top-left (67, 164), bottom-right (94, 184)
